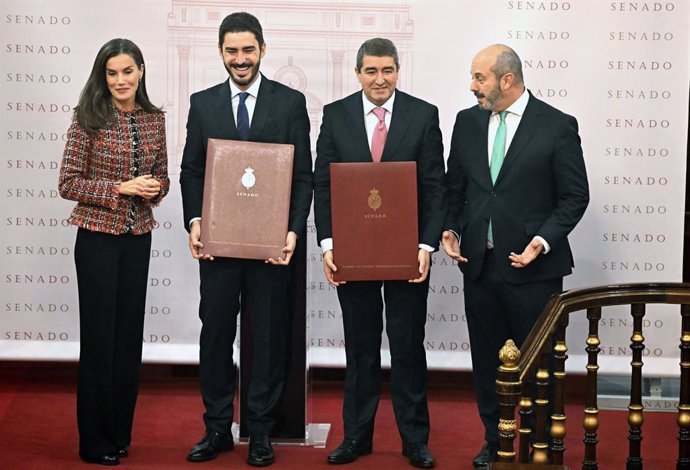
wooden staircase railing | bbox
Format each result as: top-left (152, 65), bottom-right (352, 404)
top-left (491, 282), bottom-right (690, 470)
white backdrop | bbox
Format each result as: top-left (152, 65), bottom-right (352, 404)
top-left (1, 0), bottom-right (688, 377)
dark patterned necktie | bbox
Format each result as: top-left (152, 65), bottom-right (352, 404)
top-left (237, 92), bottom-right (249, 140)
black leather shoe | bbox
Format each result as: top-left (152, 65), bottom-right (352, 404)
top-left (403, 442), bottom-right (435, 468)
top-left (187, 431), bottom-right (234, 462)
top-left (247, 433), bottom-right (275, 466)
top-left (327, 439), bottom-right (373, 464)
top-left (81, 454), bottom-right (120, 466)
top-left (473, 442), bottom-right (499, 469)
top-left (116, 448), bottom-right (128, 458)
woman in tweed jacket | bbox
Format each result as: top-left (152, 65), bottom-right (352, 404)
top-left (58, 38), bottom-right (169, 466)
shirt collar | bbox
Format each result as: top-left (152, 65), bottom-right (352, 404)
top-left (362, 91), bottom-right (395, 116)
top-left (228, 73), bottom-right (262, 98)
top-left (495, 88), bottom-right (528, 118)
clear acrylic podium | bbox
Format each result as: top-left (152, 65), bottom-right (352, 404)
top-left (234, 237), bottom-right (330, 446)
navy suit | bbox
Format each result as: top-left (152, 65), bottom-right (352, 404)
top-left (314, 90), bottom-right (445, 445)
top-left (445, 91), bottom-right (589, 442)
top-left (179, 75), bottom-right (312, 435)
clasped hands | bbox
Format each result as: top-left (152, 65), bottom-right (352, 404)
top-left (118, 174), bottom-right (161, 200)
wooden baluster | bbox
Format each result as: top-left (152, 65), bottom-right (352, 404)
top-left (518, 380), bottom-right (532, 463)
top-left (497, 339), bottom-right (521, 463)
top-left (551, 319), bottom-right (569, 465)
top-left (677, 304), bottom-right (690, 470)
top-left (627, 303), bottom-right (645, 470)
top-left (583, 306), bottom-right (601, 470)
top-left (532, 347), bottom-right (550, 464)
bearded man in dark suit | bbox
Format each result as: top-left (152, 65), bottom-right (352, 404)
top-left (179, 12), bottom-right (312, 467)
top-left (442, 44), bottom-right (589, 469)
top-left (314, 38), bottom-right (445, 469)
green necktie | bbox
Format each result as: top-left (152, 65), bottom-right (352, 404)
top-left (488, 111), bottom-right (507, 245)
top-left (490, 111), bottom-right (507, 183)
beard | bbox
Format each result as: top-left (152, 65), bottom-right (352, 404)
top-left (224, 59), bottom-right (261, 88)
top-left (476, 82), bottom-right (502, 111)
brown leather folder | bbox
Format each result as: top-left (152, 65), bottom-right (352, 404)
top-left (199, 138), bottom-right (294, 259)
top-left (330, 162), bottom-right (419, 281)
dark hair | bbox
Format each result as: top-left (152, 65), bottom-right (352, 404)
top-left (356, 38), bottom-right (399, 71)
top-left (218, 12), bottom-right (264, 48)
top-left (491, 47), bottom-right (524, 85)
top-left (75, 38), bottom-right (162, 134)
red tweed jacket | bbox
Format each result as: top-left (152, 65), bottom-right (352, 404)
top-left (58, 106), bottom-right (170, 235)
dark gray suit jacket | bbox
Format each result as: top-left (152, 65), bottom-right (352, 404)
top-left (444, 91), bottom-right (589, 283)
top-left (314, 90), bottom-right (445, 249)
top-left (179, 74), bottom-right (313, 235)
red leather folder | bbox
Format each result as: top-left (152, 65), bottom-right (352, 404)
top-left (330, 162), bottom-right (419, 281)
top-left (199, 138), bottom-right (293, 259)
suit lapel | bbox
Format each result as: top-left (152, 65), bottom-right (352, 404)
top-left (494, 93), bottom-right (541, 185)
top-left (474, 108), bottom-right (492, 187)
top-left (343, 93), bottom-right (372, 161)
top-left (212, 81), bottom-right (238, 139)
top-left (382, 91), bottom-right (412, 161)
top-left (249, 74), bottom-right (271, 140)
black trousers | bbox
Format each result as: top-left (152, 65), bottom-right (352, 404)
top-left (463, 249), bottom-right (562, 443)
top-left (74, 228), bottom-right (151, 460)
top-left (197, 257), bottom-right (290, 435)
top-left (336, 277), bottom-right (431, 445)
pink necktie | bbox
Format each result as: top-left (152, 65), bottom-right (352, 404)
top-left (371, 107), bottom-right (387, 162)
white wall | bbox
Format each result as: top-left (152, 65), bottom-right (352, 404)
top-left (1, 0), bottom-right (688, 376)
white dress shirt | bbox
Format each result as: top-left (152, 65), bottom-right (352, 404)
top-left (487, 87), bottom-right (527, 165)
top-left (363, 91), bottom-right (394, 150)
top-left (229, 73), bottom-right (262, 127)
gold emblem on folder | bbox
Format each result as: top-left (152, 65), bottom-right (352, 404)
top-left (368, 188), bottom-right (382, 211)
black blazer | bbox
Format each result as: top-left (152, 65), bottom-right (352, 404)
top-left (445, 91), bottom-right (589, 283)
top-left (314, 90), bottom-right (446, 249)
top-left (179, 74), bottom-right (313, 235)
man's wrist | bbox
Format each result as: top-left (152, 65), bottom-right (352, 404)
top-left (419, 243), bottom-right (434, 253)
top-left (534, 235), bottom-right (550, 253)
top-left (320, 238), bottom-right (333, 253)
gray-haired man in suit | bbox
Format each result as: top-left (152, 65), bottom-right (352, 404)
top-left (314, 38), bottom-right (445, 469)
